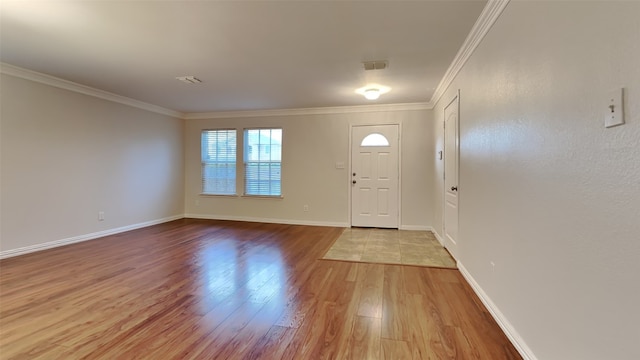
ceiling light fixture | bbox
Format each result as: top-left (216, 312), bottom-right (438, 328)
top-left (364, 88), bottom-right (381, 100)
top-left (356, 85), bottom-right (391, 100)
top-left (176, 76), bottom-right (202, 84)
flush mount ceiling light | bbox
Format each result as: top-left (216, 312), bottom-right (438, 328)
top-left (364, 88), bottom-right (381, 100)
top-left (175, 76), bottom-right (202, 84)
top-left (356, 85), bottom-right (391, 100)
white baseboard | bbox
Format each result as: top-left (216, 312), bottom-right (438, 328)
top-left (186, 214), bottom-right (432, 231)
top-left (184, 213), bottom-right (349, 228)
top-left (458, 262), bottom-right (538, 360)
top-left (0, 215), bottom-right (184, 259)
top-left (431, 229), bottom-right (446, 247)
top-left (399, 225), bottom-right (432, 231)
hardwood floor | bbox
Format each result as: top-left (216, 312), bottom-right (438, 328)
top-left (0, 219), bottom-right (521, 359)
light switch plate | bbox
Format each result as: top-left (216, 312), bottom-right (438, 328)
top-left (605, 88), bottom-right (625, 128)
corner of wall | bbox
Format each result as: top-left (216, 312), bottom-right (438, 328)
top-left (457, 262), bottom-right (538, 360)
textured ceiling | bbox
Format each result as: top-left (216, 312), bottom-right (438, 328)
top-left (1, 1), bottom-right (487, 113)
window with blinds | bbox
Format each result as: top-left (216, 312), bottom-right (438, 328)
top-left (201, 130), bottom-right (237, 195)
top-left (244, 128), bottom-right (282, 196)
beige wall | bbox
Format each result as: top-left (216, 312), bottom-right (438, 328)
top-left (0, 72), bottom-right (433, 257)
top-left (5, 2), bottom-right (638, 357)
top-left (433, 2), bottom-right (640, 359)
top-left (0, 74), bottom-right (185, 254)
top-left (184, 109), bottom-right (434, 229)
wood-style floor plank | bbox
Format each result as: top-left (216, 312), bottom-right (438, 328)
top-left (381, 338), bottom-right (413, 359)
top-left (0, 219), bottom-right (521, 359)
top-left (344, 315), bottom-right (382, 360)
top-left (356, 264), bottom-right (384, 318)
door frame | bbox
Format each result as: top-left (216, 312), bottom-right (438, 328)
top-left (348, 122), bottom-right (402, 228)
top-left (442, 90), bottom-right (460, 258)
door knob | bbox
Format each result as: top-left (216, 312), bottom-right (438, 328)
top-left (451, 186), bottom-right (457, 191)
top-left (353, 173), bottom-right (356, 176)
top-left (353, 180), bottom-right (357, 184)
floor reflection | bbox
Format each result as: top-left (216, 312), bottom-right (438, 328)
top-left (246, 246), bottom-right (285, 304)
top-left (200, 239), bottom-right (238, 303)
top-left (199, 237), bottom-right (286, 316)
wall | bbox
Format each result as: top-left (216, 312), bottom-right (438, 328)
top-left (0, 74), bottom-right (185, 255)
top-left (184, 109), bottom-right (434, 229)
top-left (432, 2), bottom-right (640, 359)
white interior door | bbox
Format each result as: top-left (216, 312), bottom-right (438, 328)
top-left (351, 125), bottom-right (399, 228)
top-left (444, 94), bottom-right (459, 259)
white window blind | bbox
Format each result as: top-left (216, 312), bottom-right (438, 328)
top-left (244, 128), bottom-right (282, 196)
top-left (201, 130), bottom-right (236, 195)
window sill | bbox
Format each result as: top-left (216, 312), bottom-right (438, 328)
top-left (198, 193), bottom-right (284, 200)
top-left (199, 193), bottom-right (239, 198)
top-left (241, 194), bottom-right (284, 199)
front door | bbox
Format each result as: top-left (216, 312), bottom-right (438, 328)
top-left (351, 125), bottom-right (399, 228)
top-left (444, 94), bottom-right (459, 259)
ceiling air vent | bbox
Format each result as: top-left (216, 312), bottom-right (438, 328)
top-left (363, 60), bottom-right (388, 71)
top-left (176, 76), bottom-right (202, 84)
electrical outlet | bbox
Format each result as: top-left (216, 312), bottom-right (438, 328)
top-left (490, 261), bottom-right (495, 272)
top-left (303, 205), bottom-right (309, 212)
top-left (98, 211), bottom-right (105, 221)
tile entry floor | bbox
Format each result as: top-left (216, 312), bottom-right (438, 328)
top-left (322, 227), bottom-right (457, 268)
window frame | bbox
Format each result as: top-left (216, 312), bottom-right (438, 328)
top-left (242, 127), bottom-right (283, 198)
top-left (200, 129), bottom-right (238, 196)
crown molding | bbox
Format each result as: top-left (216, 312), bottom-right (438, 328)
top-left (183, 102), bottom-right (432, 120)
top-left (1, 2), bottom-right (508, 119)
top-left (429, 0), bottom-right (510, 107)
top-left (0, 62), bottom-right (183, 118)
top-left (2, 0), bottom-right (505, 124)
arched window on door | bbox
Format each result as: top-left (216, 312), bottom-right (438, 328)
top-left (360, 133), bottom-right (389, 147)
